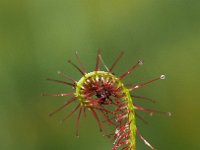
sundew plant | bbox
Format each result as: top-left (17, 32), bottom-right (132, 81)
top-left (44, 50), bottom-right (171, 150)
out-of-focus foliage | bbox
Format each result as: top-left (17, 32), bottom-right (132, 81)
top-left (0, 0), bottom-right (200, 149)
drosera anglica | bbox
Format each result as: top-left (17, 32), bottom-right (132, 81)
top-left (43, 49), bottom-right (171, 150)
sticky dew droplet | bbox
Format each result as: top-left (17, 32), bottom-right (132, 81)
top-left (138, 60), bottom-right (144, 66)
top-left (167, 112), bottom-right (172, 116)
top-left (160, 75), bottom-right (166, 80)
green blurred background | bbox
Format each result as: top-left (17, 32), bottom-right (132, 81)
top-left (0, 0), bottom-right (200, 149)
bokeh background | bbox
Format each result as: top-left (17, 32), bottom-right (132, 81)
top-left (0, 0), bottom-right (200, 150)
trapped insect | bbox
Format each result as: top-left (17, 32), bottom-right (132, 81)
top-left (43, 50), bottom-right (171, 150)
